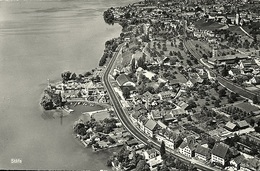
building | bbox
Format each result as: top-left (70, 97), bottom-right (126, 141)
top-left (240, 157), bottom-right (260, 171)
top-left (156, 129), bottom-right (176, 150)
top-left (211, 143), bottom-right (229, 166)
top-left (195, 145), bottom-right (211, 161)
top-left (236, 120), bottom-right (250, 129)
top-left (171, 108), bottom-right (186, 117)
top-left (144, 119), bottom-right (158, 137)
top-left (116, 74), bottom-right (136, 87)
top-left (208, 54), bottom-right (248, 66)
top-left (240, 59), bottom-right (258, 69)
top-left (229, 68), bottom-right (242, 76)
top-left (143, 148), bottom-right (159, 160)
top-left (138, 116), bottom-right (148, 132)
top-left (158, 91), bottom-right (175, 100)
top-left (230, 155), bottom-right (245, 170)
top-left (250, 76), bottom-right (260, 85)
top-left (234, 102), bottom-right (260, 116)
top-left (178, 136), bottom-right (196, 158)
top-left (224, 121), bottom-right (237, 132)
top-left (146, 155), bottom-right (163, 171)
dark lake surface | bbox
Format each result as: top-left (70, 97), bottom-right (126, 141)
top-left (0, 0), bottom-right (137, 170)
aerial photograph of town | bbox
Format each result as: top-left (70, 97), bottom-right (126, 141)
top-left (0, 0), bottom-right (260, 170)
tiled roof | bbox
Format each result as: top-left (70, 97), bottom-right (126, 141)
top-left (232, 155), bottom-right (245, 164)
top-left (211, 143), bottom-right (229, 158)
top-left (236, 120), bottom-right (249, 128)
top-left (147, 148), bottom-right (158, 155)
top-left (171, 108), bottom-right (185, 115)
top-left (132, 112), bottom-right (141, 119)
top-left (179, 141), bottom-right (188, 149)
top-left (195, 145), bottom-right (210, 156)
top-left (225, 121), bottom-right (237, 131)
top-left (157, 120), bottom-right (167, 129)
top-left (145, 119), bottom-right (157, 131)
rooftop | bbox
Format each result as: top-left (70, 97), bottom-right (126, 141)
top-left (116, 74), bottom-right (132, 86)
top-left (225, 121), bottom-right (237, 131)
top-left (234, 102), bottom-right (260, 113)
top-left (211, 143), bottom-right (229, 158)
top-left (195, 145), bottom-right (210, 156)
top-left (145, 119), bottom-right (158, 131)
top-left (236, 120), bottom-right (249, 128)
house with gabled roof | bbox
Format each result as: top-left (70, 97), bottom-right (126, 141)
top-left (144, 119), bottom-right (158, 137)
top-left (236, 120), bottom-right (249, 129)
top-left (195, 145), bottom-right (211, 161)
top-left (130, 111), bottom-right (141, 123)
top-left (229, 68), bottom-right (242, 77)
top-left (150, 110), bottom-right (163, 120)
top-left (211, 143), bottom-right (229, 166)
top-left (158, 91), bottom-right (176, 100)
top-left (177, 101), bottom-right (189, 110)
top-left (224, 121), bottom-right (237, 132)
top-left (230, 155), bottom-right (245, 170)
top-left (178, 136), bottom-right (197, 158)
top-left (143, 148), bottom-right (159, 161)
top-left (146, 155), bottom-right (163, 170)
top-left (171, 108), bottom-right (186, 117)
top-left (156, 129), bottom-right (176, 150)
top-left (138, 115), bottom-right (148, 132)
top-left (164, 113), bottom-right (176, 122)
top-left (240, 59), bottom-right (258, 70)
top-left (250, 76), bottom-right (260, 85)
top-left (240, 157), bottom-right (260, 171)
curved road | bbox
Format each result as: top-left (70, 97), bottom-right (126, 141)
top-left (102, 44), bottom-right (220, 171)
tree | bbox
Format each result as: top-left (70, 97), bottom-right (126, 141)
top-left (169, 51), bottom-right (173, 56)
top-left (61, 71), bottom-right (72, 82)
top-left (188, 100), bottom-right (197, 108)
top-left (107, 157), bottom-right (113, 167)
top-left (160, 141), bottom-right (166, 156)
top-left (122, 87), bottom-right (130, 99)
top-left (71, 73), bottom-right (77, 80)
top-left (253, 95), bottom-right (259, 104)
top-left (229, 92), bottom-right (238, 102)
top-left (250, 119), bottom-right (255, 127)
top-left (84, 71), bottom-right (92, 77)
top-left (221, 66), bottom-right (229, 77)
top-left (187, 115), bottom-right (192, 121)
top-left (208, 137), bottom-right (215, 149)
top-left (131, 58), bottom-right (136, 73)
top-left (137, 56), bottom-right (146, 69)
top-left (202, 54), bottom-right (207, 59)
top-left (218, 88), bottom-right (226, 98)
top-left (136, 160), bottom-right (146, 171)
top-left (214, 100), bottom-right (221, 107)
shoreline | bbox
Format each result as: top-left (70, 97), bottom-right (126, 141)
top-left (38, 2), bottom-right (129, 169)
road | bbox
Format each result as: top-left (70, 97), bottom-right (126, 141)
top-left (102, 44), bottom-right (220, 171)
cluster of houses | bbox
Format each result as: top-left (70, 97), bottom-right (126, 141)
top-left (208, 53), bottom-right (260, 90)
top-left (49, 77), bottom-right (109, 104)
top-left (104, 1), bottom-right (260, 170)
top-left (112, 140), bottom-right (164, 171)
top-left (157, 132), bottom-right (260, 170)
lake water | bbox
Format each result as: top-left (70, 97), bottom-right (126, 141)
top-left (0, 0), bottom-right (137, 170)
